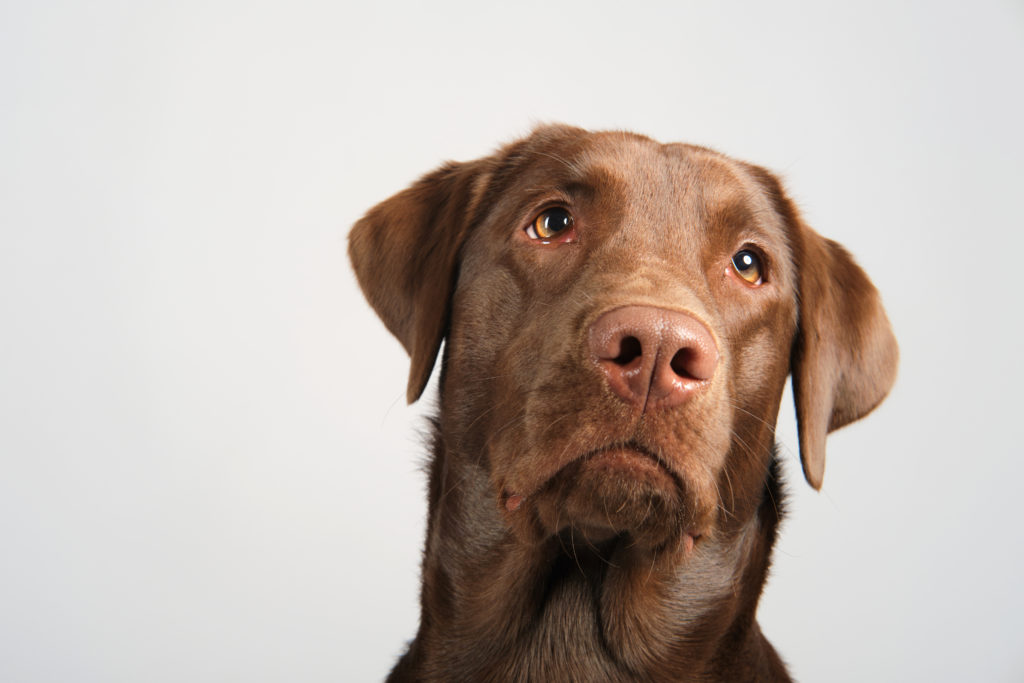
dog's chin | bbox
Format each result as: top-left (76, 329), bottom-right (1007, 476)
top-left (528, 447), bottom-right (695, 551)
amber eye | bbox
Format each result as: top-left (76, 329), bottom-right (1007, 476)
top-left (526, 207), bottom-right (574, 241)
top-left (731, 249), bottom-right (763, 285)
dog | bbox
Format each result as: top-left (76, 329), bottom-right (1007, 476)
top-left (348, 125), bottom-right (897, 682)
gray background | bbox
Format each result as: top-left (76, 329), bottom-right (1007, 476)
top-left (2, 1), bottom-right (1022, 681)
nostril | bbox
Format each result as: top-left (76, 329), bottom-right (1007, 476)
top-left (669, 349), bottom-right (698, 379)
top-left (613, 336), bottom-right (642, 365)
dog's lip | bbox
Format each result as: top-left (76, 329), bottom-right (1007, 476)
top-left (501, 444), bottom-right (707, 552)
top-left (503, 441), bottom-right (683, 508)
top-left (682, 531), bottom-right (701, 554)
top-left (581, 444), bottom-right (677, 482)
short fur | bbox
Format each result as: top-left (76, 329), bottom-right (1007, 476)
top-left (349, 125), bottom-right (897, 682)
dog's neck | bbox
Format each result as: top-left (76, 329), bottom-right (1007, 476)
top-left (389, 431), bottom-right (789, 682)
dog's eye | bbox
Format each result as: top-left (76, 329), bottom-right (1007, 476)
top-left (731, 250), bottom-right (763, 285)
top-left (526, 207), bottom-right (574, 241)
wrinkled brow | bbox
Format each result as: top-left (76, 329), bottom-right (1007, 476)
top-left (485, 150), bottom-right (611, 212)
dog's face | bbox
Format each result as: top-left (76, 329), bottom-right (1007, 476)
top-left (350, 125), bottom-right (897, 556)
top-left (445, 133), bottom-right (801, 551)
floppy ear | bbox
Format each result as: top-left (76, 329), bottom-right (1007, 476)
top-left (746, 165), bottom-right (898, 489)
top-left (789, 220), bottom-right (899, 489)
top-left (348, 159), bottom-right (492, 403)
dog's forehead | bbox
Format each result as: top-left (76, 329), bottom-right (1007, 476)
top-left (506, 130), bottom-right (781, 238)
top-left (586, 135), bottom-right (773, 223)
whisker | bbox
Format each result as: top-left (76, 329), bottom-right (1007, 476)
top-left (569, 525), bottom-right (585, 578)
top-left (533, 150), bottom-right (586, 177)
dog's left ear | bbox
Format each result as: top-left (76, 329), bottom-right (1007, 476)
top-left (348, 159), bottom-right (492, 403)
top-left (790, 226), bottom-right (898, 489)
top-left (751, 166), bottom-right (898, 489)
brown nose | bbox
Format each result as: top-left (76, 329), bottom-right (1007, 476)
top-left (588, 306), bottom-right (718, 410)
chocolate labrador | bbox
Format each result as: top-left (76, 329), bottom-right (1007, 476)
top-left (348, 125), bottom-right (897, 682)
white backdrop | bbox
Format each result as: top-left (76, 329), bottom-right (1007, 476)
top-left (2, 1), bottom-right (1022, 681)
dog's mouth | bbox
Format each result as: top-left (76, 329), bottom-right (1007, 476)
top-left (505, 443), bottom-right (702, 550)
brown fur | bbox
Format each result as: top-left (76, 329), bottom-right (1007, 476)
top-left (349, 125), bottom-right (898, 682)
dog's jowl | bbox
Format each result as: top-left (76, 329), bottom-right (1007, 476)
top-left (349, 125), bottom-right (897, 682)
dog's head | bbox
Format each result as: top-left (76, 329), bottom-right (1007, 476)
top-left (349, 125), bottom-right (897, 554)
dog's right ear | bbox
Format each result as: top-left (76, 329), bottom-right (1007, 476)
top-left (348, 159), bottom-right (492, 403)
